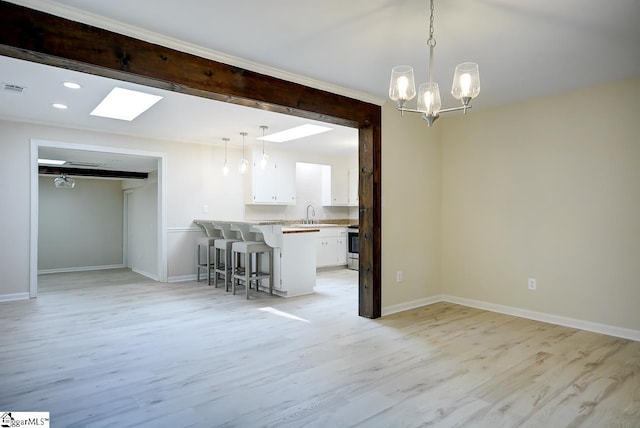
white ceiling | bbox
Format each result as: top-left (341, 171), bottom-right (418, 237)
top-left (3, 0), bottom-right (640, 170)
top-left (0, 55), bottom-right (359, 171)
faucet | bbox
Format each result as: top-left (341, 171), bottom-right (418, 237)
top-left (305, 204), bottom-right (316, 224)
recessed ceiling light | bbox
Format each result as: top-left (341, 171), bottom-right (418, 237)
top-left (257, 124), bottom-right (333, 143)
top-left (38, 158), bottom-right (66, 165)
top-left (90, 87), bottom-right (163, 121)
top-left (63, 81), bottom-right (81, 89)
top-left (52, 103), bottom-right (68, 109)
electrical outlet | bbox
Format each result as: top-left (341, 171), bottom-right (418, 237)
top-left (528, 278), bottom-right (537, 290)
top-left (396, 271), bottom-right (403, 282)
top-left (203, 204), bottom-right (209, 214)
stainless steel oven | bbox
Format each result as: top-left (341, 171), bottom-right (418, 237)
top-left (347, 226), bottom-right (359, 270)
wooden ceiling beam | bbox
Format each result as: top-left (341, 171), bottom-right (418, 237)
top-left (38, 166), bottom-right (149, 179)
top-left (0, 1), bottom-right (379, 128)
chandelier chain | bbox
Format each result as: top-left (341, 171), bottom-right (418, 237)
top-left (427, 0), bottom-right (436, 89)
top-left (427, 0), bottom-right (436, 48)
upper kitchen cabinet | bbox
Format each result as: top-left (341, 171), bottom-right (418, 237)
top-left (321, 162), bottom-right (358, 207)
top-left (246, 149), bottom-right (296, 205)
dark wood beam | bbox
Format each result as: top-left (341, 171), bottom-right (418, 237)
top-left (358, 124), bottom-right (382, 318)
top-left (38, 166), bottom-right (149, 180)
top-left (0, 0), bottom-right (382, 318)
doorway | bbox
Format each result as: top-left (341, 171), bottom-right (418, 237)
top-left (30, 139), bottom-right (168, 297)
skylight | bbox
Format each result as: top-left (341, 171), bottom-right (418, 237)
top-left (90, 87), bottom-right (163, 121)
top-left (257, 124), bottom-right (332, 143)
top-left (38, 158), bottom-right (66, 165)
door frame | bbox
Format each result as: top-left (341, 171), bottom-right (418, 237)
top-left (123, 189), bottom-right (133, 269)
top-left (30, 139), bottom-right (168, 297)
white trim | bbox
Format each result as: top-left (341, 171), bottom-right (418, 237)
top-left (30, 139), bottom-right (169, 299)
top-left (0, 292), bottom-right (30, 302)
top-left (10, 0), bottom-right (384, 106)
top-left (29, 140), bottom-right (39, 298)
top-left (123, 190), bottom-right (133, 269)
top-left (442, 295), bottom-right (640, 342)
top-left (168, 274), bottom-right (197, 283)
top-left (168, 227), bottom-right (201, 233)
top-left (157, 156), bottom-right (168, 282)
top-left (132, 268), bottom-right (159, 282)
top-left (382, 295), bottom-right (445, 316)
top-left (38, 264), bottom-right (126, 275)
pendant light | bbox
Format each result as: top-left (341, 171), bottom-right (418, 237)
top-left (389, 0), bottom-right (480, 127)
top-left (238, 132), bottom-right (249, 174)
top-left (222, 137), bottom-right (230, 176)
top-left (259, 125), bottom-right (269, 169)
top-left (54, 174), bottom-right (75, 189)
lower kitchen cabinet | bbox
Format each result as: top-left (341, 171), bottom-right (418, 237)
top-left (315, 227), bottom-right (347, 268)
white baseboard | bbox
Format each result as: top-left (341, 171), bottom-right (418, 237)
top-left (0, 292), bottom-right (30, 302)
top-left (131, 268), bottom-right (159, 282)
top-left (168, 274), bottom-right (197, 283)
top-left (382, 294), bottom-right (640, 342)
top-left (38, 264), bottom-right (126, 275)
top-left (382, 295), bottom-right (445, 316)
top-left (442, 295), bottom-right (640, 342)
top-left (167, 227), bottom-right (201, 233)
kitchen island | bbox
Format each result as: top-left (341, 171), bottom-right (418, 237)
top-left (195, 221), bottom-right (319, 297)
top-left (256, 224), bottom-right (319, 297)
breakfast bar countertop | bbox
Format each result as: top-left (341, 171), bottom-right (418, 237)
top-left (282, 227), bottom-right (320, 234)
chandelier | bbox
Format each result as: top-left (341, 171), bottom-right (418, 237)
top-left (389, 0), bottom-right (480, 127)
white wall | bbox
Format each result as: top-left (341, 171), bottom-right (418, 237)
top-left (0, 120), bottom-right (32, 297)
top-left (381, 101), bottom-right (442, 312)
top-left (38, 176), bottom-right (124, 271)
top-left (440, 76), bottom-right (640, 332)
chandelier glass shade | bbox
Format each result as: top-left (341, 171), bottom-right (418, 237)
top-left (389, 0), bottom-right (480, 127)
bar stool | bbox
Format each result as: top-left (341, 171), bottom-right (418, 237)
top-left (212, 222), bottom-right (240, 291)
top-left (194, 221), bottom-right (220, 285)
top-left (230, 223), bottom-right (274, 299)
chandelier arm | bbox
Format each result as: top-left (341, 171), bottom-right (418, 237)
top-left (397, 104), bottom-right (472, 115)
top-left (438, 105), bottom-right (472, 114)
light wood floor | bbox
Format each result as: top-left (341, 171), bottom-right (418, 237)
top-left (38, 268), bottom-right (156, 293)
top-left (2, 269), bottom-right (639, 427)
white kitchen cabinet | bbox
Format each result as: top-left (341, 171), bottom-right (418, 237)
top-left (330, 165), bottom-right (349, 206)
top-left (247, 150), bottom-right (296, 205)
top-left (336, 233), bottom-right (347, 265)
top-left (321, 163), bottom-right (358, 207)
top-left (315, 227), bottom-right (348, 268)
top-left (277, 230), bottom-right (317, 296)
